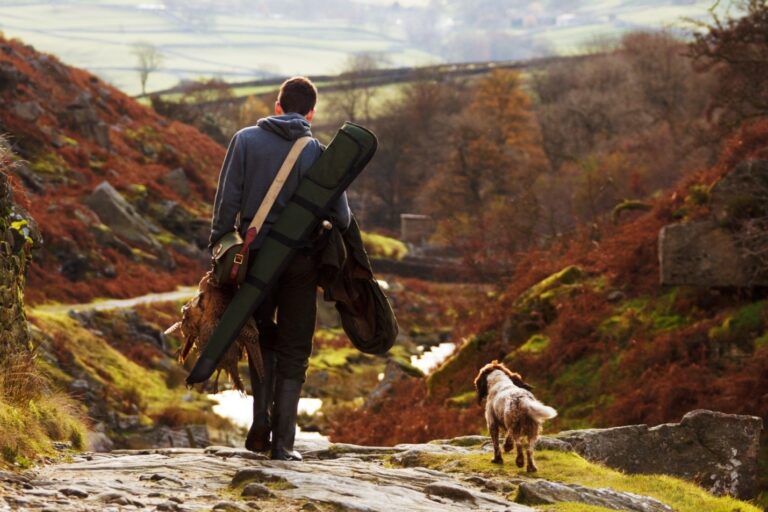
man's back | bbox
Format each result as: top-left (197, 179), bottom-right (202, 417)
top-left (209, 112), bottom-right (350, 249)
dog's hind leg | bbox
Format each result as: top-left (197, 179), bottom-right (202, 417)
top-left (488, 418), bottom-right (503, 464)
top-left (525, 438), bottom-right (538, 473)
top-left (503, 432), bottom-right (514, 453)
top-left (515, 438), bottom-right (525, 468)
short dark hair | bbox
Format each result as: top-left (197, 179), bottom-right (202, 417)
top-left (278, 76), bottom-right (317, 116)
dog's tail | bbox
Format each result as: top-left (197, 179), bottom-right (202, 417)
top-left (524, 398), bottom-right (558, 422)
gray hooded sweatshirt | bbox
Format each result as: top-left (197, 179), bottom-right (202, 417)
top-left (209, 113), bottom-right (351, 249)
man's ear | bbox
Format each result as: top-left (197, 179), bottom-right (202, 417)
top-left (275, 101), bottom-right (284, 115)
top-left (305, 109), bottom-right (315, 122)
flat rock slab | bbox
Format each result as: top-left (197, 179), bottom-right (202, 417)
top-left (1, 445), bottom-right (533, 512)
top-left (232, 457), bottom-right (531, 511)
top-left (518, 480), bottom-right (674, 512)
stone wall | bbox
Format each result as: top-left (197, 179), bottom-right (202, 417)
top-left (0, 147), bottom-right (36, 358)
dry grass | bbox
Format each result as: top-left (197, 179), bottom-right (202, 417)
top-left (0, 352), bottom-right (87, 468)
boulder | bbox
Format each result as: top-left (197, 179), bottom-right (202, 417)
top-left (61, 91), bottom-right (111, 149)
top-left (160, 168), bottom-right (191, 198)
top-left (658, 220), bottom-right (763, 286)
top-left (517, 480), bottom-right (673, 512)
top-left (12, 101), bottom-right (44, 122)
top-left (709, 159), bottom-right (768, 224)
top-left (86, 432), bottom-right (114, 453)
top-left (554, 409), bottom-right (763, 499)
top-left (85, 181), bottom-right (161, 251)
top-left (659, 159), bottom-right (768, 287)
top-left (363, 359), bottom-right (421, 411)
top-left (241, 483), bottom-right (274, 498)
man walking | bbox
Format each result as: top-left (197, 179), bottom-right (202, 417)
top-left (209, 77), bottom-right (350, 461)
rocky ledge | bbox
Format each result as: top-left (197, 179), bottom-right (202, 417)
top-left (0, 410), bottom-right (761, 512)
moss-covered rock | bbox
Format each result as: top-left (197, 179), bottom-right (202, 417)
top-left (0, 167), bottom-right (35, 358)
top-left (389, 449), bottom-right (760, 512)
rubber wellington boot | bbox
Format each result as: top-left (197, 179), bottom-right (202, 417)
top-left (245, 350), bottom-right (275, 452)
top-left (270, 377), bottom-right (303, 461)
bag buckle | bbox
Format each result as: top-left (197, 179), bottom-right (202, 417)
top-left (233, 253), bottom-right (245, 265)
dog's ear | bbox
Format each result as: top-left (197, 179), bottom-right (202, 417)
top-left (474, 369), bottom-right (489, 404)
top-left (510, 374), bottom-right (534, 391)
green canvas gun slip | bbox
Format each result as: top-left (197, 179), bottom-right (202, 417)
top-left (186, 122), bottom-right (378, 385)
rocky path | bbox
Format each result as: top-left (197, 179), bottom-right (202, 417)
top-left (1, 438), bottom-right (536, 512)
top-left (1, 434), bottom-right (711, 512)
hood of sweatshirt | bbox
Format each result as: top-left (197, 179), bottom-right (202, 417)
top-left (256, 113), bottom-right (312, 141)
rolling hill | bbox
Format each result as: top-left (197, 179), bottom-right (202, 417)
top-left (0, 0), bottom-right (732, 95)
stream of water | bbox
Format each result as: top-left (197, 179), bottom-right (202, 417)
top-left (210, 341), bottom-right (458, 432)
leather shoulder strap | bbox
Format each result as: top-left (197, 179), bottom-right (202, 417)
top-left (246, 136), bottom-right (311, 234)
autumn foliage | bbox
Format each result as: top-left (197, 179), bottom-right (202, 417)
top-left (0, 37), bottom-right (224, 304)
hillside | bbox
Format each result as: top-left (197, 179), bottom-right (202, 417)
top-left (328, 120), bottom-right (768, 504)
top-left (0, 36), bottom-right (223, 304)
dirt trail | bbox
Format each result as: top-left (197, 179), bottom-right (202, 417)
top-left (31, 287), bottom-right (198, 315)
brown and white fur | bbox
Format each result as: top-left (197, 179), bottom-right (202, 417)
top-left (474, 361), bottom-right (557, 472)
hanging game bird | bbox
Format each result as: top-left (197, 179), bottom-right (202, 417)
top-left (166, 272), bottom-right (263, 392)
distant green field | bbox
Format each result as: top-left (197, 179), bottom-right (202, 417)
top-left (0, 1), bottom-right (437, 95)
top-left (0, 0), bottom-right (732, 97)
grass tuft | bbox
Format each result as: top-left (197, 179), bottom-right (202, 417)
top-left (389, 450), bottom-right (760, 512)
top-left (0, 352), bottom-right (87, 468)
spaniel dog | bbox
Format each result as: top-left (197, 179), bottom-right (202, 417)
top-left (474, 361), bottom-right (557, 472)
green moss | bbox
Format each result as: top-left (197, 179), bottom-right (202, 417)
top-left (549, 355), bottom-right (603, 428)
top-left (535, 504), bottom-right (615, 512)
top-left (755, 333), bottom-right (768, 350)
top-left (361, 231), bottom-right (408, 260)
top-left (390, 450), bottom-right (760, 512)
top-left (599, 291), bottom-right (688, 345)
top-left (264, 480), bottom-right (298, 491)
top-left (130, 247), bottom-right (158, 262)
top-left (155, 231), bottom-right (185, 246)
top-left (686, 184), bottom-right (710, 206)
top-left (518, 334), bottom-right (550, 354)
top-left (309, 347), bottom-right (362, 371)
top-left (29, 152), bottom-right (68, 175)
top-left (30, 312), bottom-right (212, 419)
top-left (611, 199), bottom-right (652, 222)
top-left (447, 390), bottom-right (477, 408)
top-left (709, 301), bottom-right (766, 345)
top-left (427, 330), bottom-right (497, 396)
top-left (518, 266), bottom-right (583, 307)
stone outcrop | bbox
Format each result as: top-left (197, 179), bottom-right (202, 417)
top-left (85, 181), bottom-right (161, 251)
top-left (0, 163), bottom-right (39, 358)
top-left (517, 480), bottom-right (674, 512)
top-left (160, 167), bottom-right (191, 198)
top-left (60, 91), bottom-right (111, 149)
top-left (552, 409), bottom-right (763, 499)
top-left (709, 160), bottom-right (768, 224)
top-left (658, 220), bottom-right (756, 286)
top-left (659, 159), bottom-right (768, 286)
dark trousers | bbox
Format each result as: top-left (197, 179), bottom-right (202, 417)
top-left (250, 253), bottom-right (318, 382)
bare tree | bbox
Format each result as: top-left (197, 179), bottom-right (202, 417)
top-left (133, 42), bottom-right (163, 95)
top-left (327, 52), bottom-right (391, 124)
